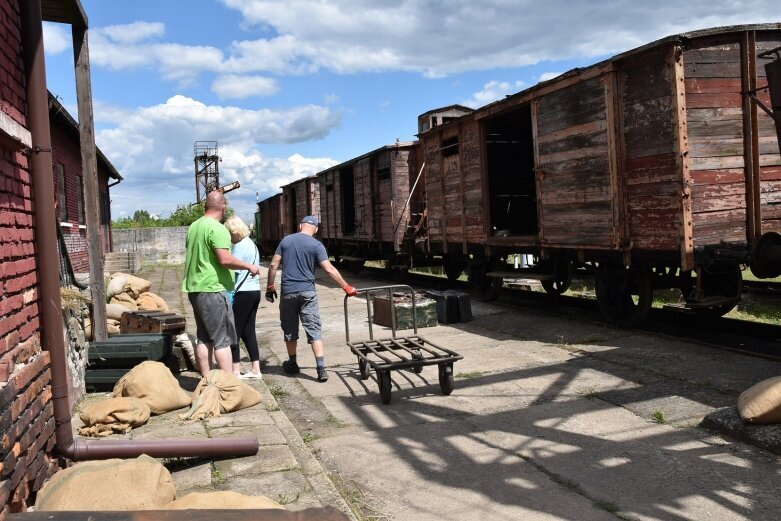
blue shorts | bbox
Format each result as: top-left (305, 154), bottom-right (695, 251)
top-left (280, 291), bottom-right (322, 343)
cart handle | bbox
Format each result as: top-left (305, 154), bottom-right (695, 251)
top-left (344, 284), bottom-right (418, 342)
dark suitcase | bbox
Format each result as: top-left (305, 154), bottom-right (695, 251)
top-left (425, 290), bottom-right (472, 324)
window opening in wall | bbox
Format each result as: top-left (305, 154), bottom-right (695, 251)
top-left (56, 163), bottom-right (67, 221)
top-left (377, 167), bottom-right (390, 180)
top-left (340, 166), bottom-right (355, 235)
top-left (484, 104), bottom-right (538, 236)
top-left (326, 184), bottom-right (333, 193)
top-left (76, 180), bottom-right (85, 225)
top-left (441, 136), bottom-right (459, 157)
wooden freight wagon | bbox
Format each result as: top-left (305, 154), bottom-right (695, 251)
top-left (317, 142), bottom-right (422, 267)
top-left (281, 175), bottom-right (320, 235)
top-left (418, 24), bottom-right (781, 325)
top-left (255, 193), bottom-right (285, 256)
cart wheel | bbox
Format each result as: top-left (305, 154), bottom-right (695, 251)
top-left (439, 364), bottom-right (455, 395)
top-left (358, 357), bottom-right (371, 380)
top-left (378, 371), bottom-right (392, 404)
top-left (411, 350), bottom-right (424, 373)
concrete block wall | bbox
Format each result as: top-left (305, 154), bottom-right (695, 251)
top-left (0, 0), bottom-right (60, 516)
top-left (112, 226), bottom-right (189, 266)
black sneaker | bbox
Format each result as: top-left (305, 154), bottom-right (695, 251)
top-left (316, 367), bottom-right (329, 382)
top-left (282, 360), bottom-right (300, 375)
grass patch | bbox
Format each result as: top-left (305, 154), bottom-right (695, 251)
top-left (300, 431), bottom-right (320, 444)
top-left (578, 334), bottom-right (607, 344)
top-left (329, 473), bottom-right (388, 521)
top-left (651, 410), bottom-right (666, 424)
top-left (276, 491), bottom-right (301, 505)
top-left (269, 383), bottom-right (289, 398)
top-left (455, 370), bottom-right (486, 379)
top-left (211, 466), bottom-right (227, 485)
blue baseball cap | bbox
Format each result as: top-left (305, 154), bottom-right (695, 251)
top-left (301, 215), bottom-right (319, 227)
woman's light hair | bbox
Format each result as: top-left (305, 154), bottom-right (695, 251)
top-left (224, 215), bottom-right (250, 240)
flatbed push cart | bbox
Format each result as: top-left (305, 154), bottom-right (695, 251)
top-left (345, 285), bottom-right (464, 404)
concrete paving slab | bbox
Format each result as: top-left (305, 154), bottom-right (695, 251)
top-left (314, 419), bottom-right (618, 521)
top-left (218, 471), bottom-right (313, 507)
top-left (473, 399), bottom-right (781, 521)
top-left (208, 424), bottom-right (288, 445)
top-left (170, 462), bottom-right (213, 492)
top-left (214, 445), bottom-right (299, 476)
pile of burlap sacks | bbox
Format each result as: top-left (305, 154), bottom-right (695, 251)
top-left (91, 272), bottom-right (170, 336)
top-left (78, 361), bottom-right (262, 436)
top-left (33, 455), bottom-right (286, 511)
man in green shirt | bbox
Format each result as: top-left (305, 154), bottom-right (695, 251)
top-left (182, 191), bottom-right (260, 376)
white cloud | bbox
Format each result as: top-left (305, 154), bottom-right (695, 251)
top-left (84, 2), bottom-right (778, 82)
top-left (463, 80), bottom-right (526, 108)
top-left (212, 74), bottom-right (279, 99)
top-left (99, 21), bottom-right (165, 45)
top-left (539, 72), bottom-right (563, 82)
top-left (42, 22), bottom-right (71, 55)
top-left (95, 96), bottom-right (341, 218)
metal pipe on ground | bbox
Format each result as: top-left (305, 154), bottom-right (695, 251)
top-left (21, 1), bottom-right (258, 462)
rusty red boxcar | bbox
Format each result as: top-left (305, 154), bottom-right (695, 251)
top-left (417, 24), bottom-right (781, 325)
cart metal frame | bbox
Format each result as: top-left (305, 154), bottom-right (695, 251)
top-left (344, 285), bottom-right (463, 403)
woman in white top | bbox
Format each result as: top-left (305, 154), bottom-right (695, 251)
top-left (224, 215), bottom-right (263, 378)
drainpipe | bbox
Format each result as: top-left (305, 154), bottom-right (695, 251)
top-left (21, 0), bottom-right (257, 461)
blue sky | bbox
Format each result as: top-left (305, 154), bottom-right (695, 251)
top-left (41, 0), bottom-right (779, 223)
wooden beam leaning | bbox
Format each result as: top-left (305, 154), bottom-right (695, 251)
top-left (670, 45), bottom-right (694, 271)
top-left (72, 24), bottom-right (107, 341)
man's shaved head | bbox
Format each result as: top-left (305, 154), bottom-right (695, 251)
top-left (205, 191), bottom-right (226, 210)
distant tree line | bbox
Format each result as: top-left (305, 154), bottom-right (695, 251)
top-left (112, 203), bottom-right (234, 229)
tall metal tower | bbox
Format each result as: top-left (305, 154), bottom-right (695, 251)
top-left (194, 141), bottom-right (220, 203)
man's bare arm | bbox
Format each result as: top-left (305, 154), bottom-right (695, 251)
top-left (214, 248), bottom-right (259, 276)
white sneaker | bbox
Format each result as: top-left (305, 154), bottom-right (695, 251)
top-left (239, 372), bottom-right (263, 380)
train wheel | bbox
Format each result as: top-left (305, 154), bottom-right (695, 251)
top-left (595, 266), bottom-right (653, 327)
top-left (691, 264), bottom-right (742, 318)
top-left (541, 259), bottom-right (573, 296)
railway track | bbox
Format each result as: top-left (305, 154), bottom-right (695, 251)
top-left (359, 266), bottom-right (781, 362)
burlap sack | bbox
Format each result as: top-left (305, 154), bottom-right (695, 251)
top-left (163, 491), bottom-right (285, 510)
top-left (35, 455), bottom-right (175, 511)
top-left (110, 292), bottom-right (138, 311)
top-left (110, 272), bottom-right (152, 299)
top-left (136, 291), bottom-right (169, 312)
top-left (107, 319), bottom-right (121, 335)
top-left (113, 361), bottom-right (191, 414)
top-left (78, 397), bottom-right (151, 437)
top-left (179, 369), bottom-right (261, 421)
top-left (106, 274), bottom-right (128, 299)
top-left (105, 303), bottom-right (130, 321)
top-left (738, 376), bottom-right (781, 424)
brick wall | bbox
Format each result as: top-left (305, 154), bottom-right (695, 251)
top-left (0, 0), bottom-right (60, 516)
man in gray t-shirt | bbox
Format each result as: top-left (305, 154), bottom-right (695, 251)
top-left (266, 215), bottom-right (357, 382)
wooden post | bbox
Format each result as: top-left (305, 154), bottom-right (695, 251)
top-left (741, 30), bottom-right (761, 243)
top-left (72, 23), bottom-right (107, 341)
top-left (670, 45), bottom-right (694, 271)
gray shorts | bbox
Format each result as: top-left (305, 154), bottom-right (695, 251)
top-left (280, 291), bottom-right (321, 343)
top-left (188, 291), bottom-right (237, 349)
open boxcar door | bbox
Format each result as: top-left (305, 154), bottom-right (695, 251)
top-left (533, 73), bottom-right (623, 250)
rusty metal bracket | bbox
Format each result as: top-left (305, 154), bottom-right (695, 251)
top-left (23, 144), bottom-right (52, 156)
top-left (743, 86), bottom-right (777, 121)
